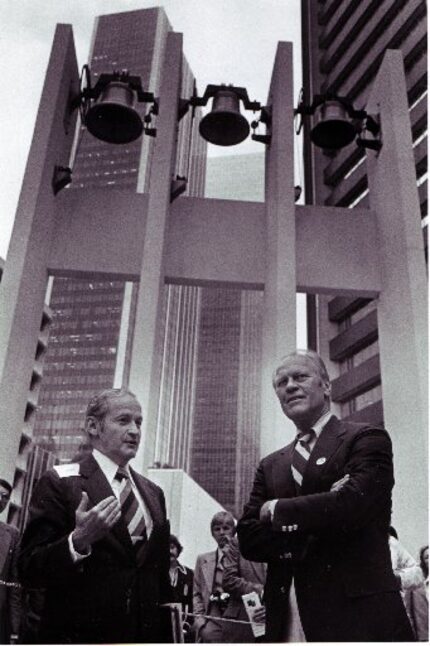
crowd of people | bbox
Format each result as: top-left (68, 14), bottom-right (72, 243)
top-left (0, 349), bottom-right (427, 643)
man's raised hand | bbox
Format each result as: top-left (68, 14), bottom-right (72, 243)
top-left (71, 492), bottom-right (121, 553)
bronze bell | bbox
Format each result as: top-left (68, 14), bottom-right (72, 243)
top-left (199, 88), bottom-right (250, 146)
top-left (310, 100), bottom-right (357, 150)
top-left (85, 81), bottom-right (143, 144)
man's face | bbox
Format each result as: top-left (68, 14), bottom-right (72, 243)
top-left (273, 355), bottom-right (330, 429)
top-left (0, 484), bottom-right (11, 514)
top-left (211, 520), bottom-right (235, 548)
top-left (90, 393), bottom-right (142, 466)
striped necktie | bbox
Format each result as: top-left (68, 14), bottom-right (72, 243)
top-left (115, 467), bottom-right (147, 546)
top-left (291, 430), bottom-right (315, 493)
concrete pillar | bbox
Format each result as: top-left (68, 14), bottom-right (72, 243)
top-left (0, 25), bottom-right (79, 483)
top-left (128, 32), bottom-right (183, 472)
top-left (366, 49), bottom-right (428, 552)
top-left (260, 42), bottom-right (297, 457)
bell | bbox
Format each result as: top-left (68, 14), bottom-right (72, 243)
top-left (199, 88), bottom-right (250, 146)
top-left (310, 100), bottom-right (357, 150)
top-left (85, 81), bottom-right (143, 144)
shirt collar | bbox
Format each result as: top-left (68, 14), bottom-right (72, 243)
top-left (92, 449), bottom-right (131, 485)
top-left (173, 562), bottom-right (187, 575)
top-left (296, 409), bottom-right (333, 440)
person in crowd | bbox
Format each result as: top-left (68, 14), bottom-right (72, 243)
top-left (404, 545), bottom-right (429, 641)
top-left (168, 534), bottom-right (194, 641)
top-left (222, 534), bottom-right (266, 642)
top-left (193, 511), bottom-right (236, 642)
top-left (237, 349), bottom-right (414, 642)
top-left (419, 545), bottom-right (429, 591)
top-left (0, 479), bottom-right (20, 644)
top-left (18, 388), bottom-right (172, 644)
top-left (389, 526), bottom-right (423, 593)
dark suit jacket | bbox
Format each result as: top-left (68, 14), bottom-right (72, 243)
top-left (18, 454), bottom-right (172, 644)
top-left (170, 563), bottom-right (193, 614)
top-left (237, 416), bottom-right (414, 642)
top-left (0, 521), bottom-right (21, 643)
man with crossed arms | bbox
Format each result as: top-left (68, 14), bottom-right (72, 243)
top-left (19, 388), bottom-right (172, 644)
top-left (237, 349), bottom-right (414, 642)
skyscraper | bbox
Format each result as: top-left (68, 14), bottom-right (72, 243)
top-left (300, 0), bottom-right (427, 423)
top-left (188, 286), bottom-right (263, 516)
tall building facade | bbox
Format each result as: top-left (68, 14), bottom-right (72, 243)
top-left (33, 7), bottom-right (206, 462)
top-left (301, 0), bottom-right (427, 424)
top-left (188, 287), bottom-right (263, 516)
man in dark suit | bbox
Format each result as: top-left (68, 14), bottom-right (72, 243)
top-left (237, 349), bottom-right (414, 642)
top-left (19, 388), bottom-right (172, 644)
top-left (0, 479), bottom-right (21, 644)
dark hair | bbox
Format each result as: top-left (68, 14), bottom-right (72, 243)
top-left (273, 349), bottom-right (330, 387)
top-left (388, 526), bottom-right (398, 539)
top-left (419, 545), bottom-right (428, 578)
top-left (169, 534), bottom-right (183, 555)
top-left (86, 388), bottom-right (137, 423)
top-left (0, 479), bottom-right (12, 495)
top-left (210, 511), bottom-right (235, 531)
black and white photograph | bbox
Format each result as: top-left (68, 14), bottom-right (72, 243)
top-left (0, 0), bottom-right (427, 642)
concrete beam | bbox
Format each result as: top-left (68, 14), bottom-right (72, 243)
top-left (49, 188), bottom-right (148, 279)
top-left (48, 190), bottom-right (381, 297)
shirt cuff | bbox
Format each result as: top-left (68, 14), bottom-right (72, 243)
top-left (68, 532), bottom-right (92, 563)
top-left (268, 499), bottom-right (278, 521)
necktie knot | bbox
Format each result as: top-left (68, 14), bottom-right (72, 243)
top-left (297, 429), bottom-right (315, 446)
top-left (115, 466), bottom-right (129, 482)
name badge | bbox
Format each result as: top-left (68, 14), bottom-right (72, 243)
top-left (54, 463), bottom-right (80, 478)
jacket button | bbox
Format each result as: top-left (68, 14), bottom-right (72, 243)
top-left (280, 586), bottom-right (287, 594)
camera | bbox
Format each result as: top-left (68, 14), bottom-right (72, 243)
top-left (209, 592), bottom-right (230, 612)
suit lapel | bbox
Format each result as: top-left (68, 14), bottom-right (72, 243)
top-left (271, 442), bottom-right (297, 498)
top-left (203, 552), bottom-right (216, 595)
top-left (132, 469), bottom-right (162, 527)
top-left (0, 523), bottom-right (12, 575)
top-left (302, 415), bottom-right (346, 494)
top-left (131, 469), bottom-right (165, 567)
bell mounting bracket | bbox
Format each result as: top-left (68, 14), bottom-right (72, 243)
top-left (71, 65), bottom-right (159, 118)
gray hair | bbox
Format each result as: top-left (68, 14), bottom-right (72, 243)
top-left (86, 387), bottom-right (137, 424)
top-left (272, 349), bottom-right (330, 387)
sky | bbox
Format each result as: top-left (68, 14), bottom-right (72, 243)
top-left (0, 0), bottom-right (302, 259)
